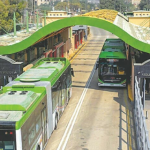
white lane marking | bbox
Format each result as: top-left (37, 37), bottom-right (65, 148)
top-left (57, 63), bottom-right (96, 150)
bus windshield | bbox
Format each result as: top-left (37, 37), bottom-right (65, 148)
top-left (0, 124), bottom-right (16, 150)
top-left (99, 59), bottom-right (126, 76)
top-left (0, 141), bottom-right (15, 150)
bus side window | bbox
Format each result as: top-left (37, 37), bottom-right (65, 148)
top-left (52, 82), bottom-right (59, 113)
top-left (28, 124), bottom-right (36, 145)
top-left (36, 114), bottom-right (41, 133)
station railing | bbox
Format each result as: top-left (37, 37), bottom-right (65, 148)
top-left (134, 76), bottom-right (150, 150)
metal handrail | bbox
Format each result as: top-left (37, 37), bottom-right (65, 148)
top-left (134, 76), bottom-right (150, 150)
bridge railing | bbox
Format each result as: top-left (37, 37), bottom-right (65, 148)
top-left (134, 76), bottom-right (150, 150)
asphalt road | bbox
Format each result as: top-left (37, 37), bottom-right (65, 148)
top-left (45, 27), bottom-right (137, 150)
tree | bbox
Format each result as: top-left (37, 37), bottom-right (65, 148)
top-left (99, 0), bottom-right (134, 13)
top-left (80, 0), bottom-right (95, 12)
top-left (55, 1), bottom-right (94, 13)
top-left (55, 2), bottom-right (68, 11)
top-left (139, 0), bottom-right (150, 10)
top-left (100, 0), bottom-right (115, 10)
top-left (0, 0), bottom-right (26, 35)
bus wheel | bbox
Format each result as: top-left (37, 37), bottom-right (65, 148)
top-left (54, 115), bottom-right (58, 130)
top-left (37, 145), bottom-right (40, 150)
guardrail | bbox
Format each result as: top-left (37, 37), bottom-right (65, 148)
top-left (134, 76), bottom-right (150, 150)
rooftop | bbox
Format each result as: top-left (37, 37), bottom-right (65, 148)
top-left (99, 51), bottom-right (126, 59)
top-left (0, 111), bottom-right (22, 122)
top-left (0, 91), bottom-right (40, 111)
top-left (103, 48), bottom-right (122, 52)
top-left (47, 10), bottom-right (67, 13)
top-left (113, 13), bottom-right (150, 43)
top-left (133, 10), bottom-right (150, 12)
top-left (0, 24), bottom-right (42, 46)
top-left (103, 41), bottom-right (125, 50)
top-left (16, 61), bottom-right (64, 82)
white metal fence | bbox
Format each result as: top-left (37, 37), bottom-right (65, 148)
top-left (134, 76), bottom-right (150, 150)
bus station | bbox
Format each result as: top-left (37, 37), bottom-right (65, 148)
top-left (0, 8), bottom-right (150, 150)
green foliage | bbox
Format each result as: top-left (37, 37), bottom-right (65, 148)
top-left (127, 3), bottom-right (136, 12)
top-left (55, 2), bottom-right (68, 11)
top-left (100, 0), bottom-right (115, 10)
top-left (139, 0), bottom-right (150, 10)
top-left (0, 0), bottom-right (26, 35)
top-left (80, 1), bottom-right (95, 12)
top-left (99, 0), bottom-right (135, 13)
top-left (54, 1), bottom-right (94, 12)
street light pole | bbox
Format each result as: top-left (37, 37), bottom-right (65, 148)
top-left (85, 0), bottom-right (87, 12)
top-left (13, 12), bottom-right (16, 36)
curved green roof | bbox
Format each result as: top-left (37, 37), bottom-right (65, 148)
top-left (0, 10), bottom-right (150, 54)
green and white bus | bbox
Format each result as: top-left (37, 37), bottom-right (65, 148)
top-left (0, 57), bottom-right (74, 150)
top-left (96, 38), bottom-right (127, 87)
top-left (102, 38), bottom-right (126, 54)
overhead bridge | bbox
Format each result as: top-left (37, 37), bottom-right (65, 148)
top-left (0, 9), bottom-right (150, 54)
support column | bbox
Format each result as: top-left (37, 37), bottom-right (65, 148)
top-left (27, 49), bottom-right (30, 63)
top-left (13, 12), bottom-right (16, 36)
top-left (26, 11), bottom-right (29, 33)
top-left (36, 12), bottom-right (39, 30)
top-left (37, 47), bottom-right (40, 58)
top-left (44, 10), bottom-right (46, 26)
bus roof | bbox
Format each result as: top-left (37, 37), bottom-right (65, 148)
top-left (99, 51), bottom-right (126, 59)
top-left (105, 38), bottom-right (124, 42)
top-left (0, 90), bottom-right (41, 122)
top-left (0, 111), bottom-right (22, 122)
top-left (103, 39), bottom-right (125, 50)
top-left (0, 57), bottom-right (70, 127)
top-left (15, 57), bottom-right (70, 87)
top-left (0, 91), bottom-right (40, 111)
top-left (102, 48), bottom-right (122, 52)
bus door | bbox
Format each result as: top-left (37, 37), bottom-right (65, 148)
top-left (41, 106), bottom-right (47, 148)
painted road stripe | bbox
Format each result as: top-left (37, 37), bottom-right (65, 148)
top-left (57, 62), bottom-right (96, 150)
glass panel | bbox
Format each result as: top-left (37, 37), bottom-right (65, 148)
top-left (41, 110), bottom-right (45, 145)
top-left (28, 124), bottom-right (35, 145)
top-left (41, 107), bottom-right (47, 148)
top-left (36, 114), bottom-right (41, 133)
top-left (58, 84), bottom-right (62, 115)
top-left (100, 59), bottom-right (126, 75)
top-left (0, 141), bottom-right (15, 150)
top-left (52, 82), bottom-right (59, 113)
top-left (66, 68), bottom-right (71, 87)
top-left (62, 80), bottom-right (67, 109)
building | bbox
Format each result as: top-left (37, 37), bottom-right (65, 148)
top-left (0, 10), bottom-right (89, 87)
top-left (127, 10), bottom-right (150, 27)
top-left (42, 11), bottom-right (69, 25)
top-left (72, 25), bottom-right (87, 50)
top-left (132, 0), bottom-right (141, 7)
top-left (41, 11), bottom-right (72, 58)
top-left (35, 0), bottom-right (61, 6)
top-left (35, 0), bottom-right (51, 6)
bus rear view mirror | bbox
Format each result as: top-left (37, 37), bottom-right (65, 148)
top-left (71, 68), bottom-right (74, 77)
top-left (96, 63), bottom-right (99, 70)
